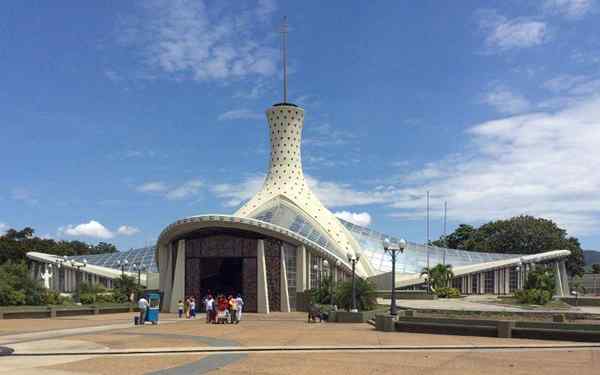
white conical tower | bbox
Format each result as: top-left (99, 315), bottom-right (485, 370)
top-left (235, 18), bottom-right (372, 277)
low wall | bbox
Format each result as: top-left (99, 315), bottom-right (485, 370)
top-left (0, 304), bottom-right (136, 319)
top-left (561, 297), bottom-right (600, 307)
top-left (376, 290), bottom-right (437, 300)
top-left (391, 316), bottom-right (600, 342)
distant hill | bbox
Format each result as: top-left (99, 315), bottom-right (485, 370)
top-left (584, 250), bottom-right (600, 270)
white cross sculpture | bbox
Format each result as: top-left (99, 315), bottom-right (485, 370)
top-left (40, 267), bottom-right (53, 289)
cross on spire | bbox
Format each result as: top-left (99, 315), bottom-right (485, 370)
top-left (280, 16), bottom-right (289, 103)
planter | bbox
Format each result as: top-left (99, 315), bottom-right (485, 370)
top-left (334, 310), bottom-right (376, 323)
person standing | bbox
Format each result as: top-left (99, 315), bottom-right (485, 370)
top-left (204, 294), bottom-right (214, 323)
top-left (184, 297), bottom-right (190, 319)
top-left (228, 295), bottom-right (236, 323)
top-left (190, 297), bottom-right (196, 319)
top-left (234, 294), bottom-right (244, 324)
top-left (177, 300), bottom-right (184, 319)
top-left (137, 296), bottom-right (149, 325)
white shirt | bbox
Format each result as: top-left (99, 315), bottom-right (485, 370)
top-left (235, 297), bottom-right (243, 310)
top-left (205, 298), bottom-right (214, 310)
top-left (138, 298), bottom-right (149, 310)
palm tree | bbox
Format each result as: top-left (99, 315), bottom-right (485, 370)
top-left (420, 264), bottom-right (454, 292)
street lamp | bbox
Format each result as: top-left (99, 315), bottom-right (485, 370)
top-left (117, 259), bottom-right (129, 277)
top-left (383, 237), bottom-right (406, 316)
top-left (132, 264), bottom-right (146, 287)
top-left (346, 251), bottom-right (361, 312)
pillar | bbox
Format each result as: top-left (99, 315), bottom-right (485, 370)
top-left (280, 246), bottom-right (291, 312)
top-left (257, 239), bottom-right (270, 314)
top-left (296, 245), bottom-right (307, 292)
top-left (559, 260), bottom-right (570, 296)
top-left (170, 239), bottom-right (186, 312)
top-left (158, 243), bottom-right (173, 312)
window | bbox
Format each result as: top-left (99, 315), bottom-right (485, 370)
top-left (484, 271), bottom-right (495, 293)
top-left (509, 267), bottom-right (518, 292)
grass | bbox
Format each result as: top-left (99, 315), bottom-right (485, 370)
top-left (484, 297), bottom-right (572, 310)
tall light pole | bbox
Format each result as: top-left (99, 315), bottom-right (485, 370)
top-left (117, 259), bottom-right (128, 277)
top-left (426, 191), bottom-right (430, 269)
top-left (442, 200), bottom-right (447, 266)
top-left (383, 238), bottom-right (407, 316)
top-left (346, 251), bottom-right (361, 312)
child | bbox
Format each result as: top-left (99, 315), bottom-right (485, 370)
top-left (177, 300), bottom-right (184, 319)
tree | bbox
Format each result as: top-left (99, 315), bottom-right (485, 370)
top-left (433, 216), bottom-right (585, 277)
top-left (113, 275), bottom-right (143, 303)
top-left (0, 261), bottom-right (46, 305)
top-left (420, 264), bottom-right (454, 291)
top-left (592, 264), bottom-right (600, 274)
top-left (335, 278), bottom-right (377, 311)
top-left (0, 227), bottom-right (119, 264)
top-left (515, 267), bottom-right (556, 305)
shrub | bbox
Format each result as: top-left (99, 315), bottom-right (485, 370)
top-left (335, 278), bottom-right (377, 311)
top-left (113, 275), bottom-right (143, 303)
top-left (79, 293), bottom-right (97, 305)
top-left (435, 287), bottom-right (461, 298)
top-left (96, 293), bottom-right (115, 304)
top-left (515, 288), bottom-right (553, 305)
top-left (0, 261), bottom-right (46, 306)
top-left (515, 267), bottom-right (556, 305)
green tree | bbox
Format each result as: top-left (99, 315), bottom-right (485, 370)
top-left (0, 261), bottom-right (46, 305)
top-left (0, 227), bottom-right (118, 264)
top-left (335, 278), bottom-right (376, 311)
top-left (515, 267), bottom-right (556, 305)
top-left (420, 264), bottom-right (455, 291)
top-left (433, 216), bottom-right (584, 277)
top-left (113, 275), bottom-right (143, 303)
top-left (592, 264), bottom-right (600, 274)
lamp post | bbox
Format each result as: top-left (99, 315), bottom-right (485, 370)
top-left (346, 251), bottom-right (361, 312)
top-left (383, 237), bottom-right (406, 316)
top-left (117, 259), bottom-right (128, 277)
top-left (68, 259), bottom-right (87, 302)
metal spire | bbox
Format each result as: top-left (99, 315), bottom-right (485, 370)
top-left (280, 16), bottom-right (289, 103)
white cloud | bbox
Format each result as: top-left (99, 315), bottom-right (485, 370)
top-left (136, 181), bottom-right (169, 193)
top-left (166, 179), bottom-right (203, 200)
top-left (212, 174), bottom-right (390, 208)
top-left (117, 225), bottom-right (141, 236)
top-left (334, 211), bottom-right (372, 227)
top-left (60, 220), bottom-right (115, 239)
top-left (477, 10), bottom-right (548, 51)
top-left (543, 0), bottom-right (594, 18)
top-left (388, 96), bottom-right (600, 236)
top-left (306, 176), bottom-right (390, 207)
top-left (119, 0), bottom-right (278, 82)
top-left (0, 223), bottom-right (8, 234)
top-left (59, 221), bottom-right (142, 239)
top-left (483, 86), bottom-right (531, 114)
top-left (212, 175), bottom-right (265, 207)
top-left (136, 179), bottom-right (203, 200)
top-left (218, 109), bottom-right (263, 121)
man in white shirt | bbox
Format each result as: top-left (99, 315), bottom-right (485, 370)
top-left (137, 296), bottom-right (149, 325)
top-left (204, 294), bottom-right (214, 323)
top-left (235, 294), bottom-right (244, 323)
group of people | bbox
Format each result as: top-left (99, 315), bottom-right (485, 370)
top-left (178, 293), bottom-right (244, 324)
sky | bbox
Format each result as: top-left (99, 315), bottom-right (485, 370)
top-left (1, 0), bottom-right (600, 252)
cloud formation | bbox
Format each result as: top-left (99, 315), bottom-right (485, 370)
top-left (59, 221), bottom-right (141, 239)
top-left (477, 10), bottom-right (548, 52)
top-left (389, 96), bottom-right (600, 236)
top-left (219, 109), bottom-right (263, 121)
top-left (334, 211), bottom-right (372, 227)
top-left (136, 179), bottom-right (203, 200)
top-left (543, 0), bottom-right (594, 18)
top-left (117, 225), bottom-right (141, 236)
top-left (119, 0), bottom-right (278, 81)
top-left (483, 86), bottom-right (531, 114)
top-left (60, 220), bottom-right (115, 239)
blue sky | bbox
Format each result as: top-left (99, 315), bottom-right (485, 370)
top-left (1, 0), bottom-right (600, 251)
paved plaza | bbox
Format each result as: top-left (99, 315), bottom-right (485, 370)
top-left (1, 312), bottom-right (600, 374)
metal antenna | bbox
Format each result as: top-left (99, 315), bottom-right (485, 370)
top-left (280, 16), bottom-right (289, 103)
